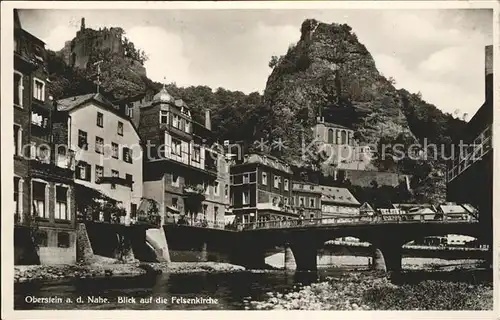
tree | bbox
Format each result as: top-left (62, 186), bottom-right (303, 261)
top-left (183, 184), bottom-right (206, 224)
top-left (269, 55), bottom-right (283, 69)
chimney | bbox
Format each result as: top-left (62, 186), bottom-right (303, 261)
top-left (485, 45), bottom-right (493, 101)
top-left (205, 109), bottom-right (211, 130)
top-left (81, 18), bottom-right (85, 31)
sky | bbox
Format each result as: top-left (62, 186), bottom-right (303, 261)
top-left (18, 8), bottom-right (493, 117)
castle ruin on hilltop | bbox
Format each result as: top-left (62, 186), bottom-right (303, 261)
top-left (61, 18), bottom-right (146, 76)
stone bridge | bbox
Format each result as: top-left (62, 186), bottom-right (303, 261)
top-left (231, 213), bottom-right (486, 272)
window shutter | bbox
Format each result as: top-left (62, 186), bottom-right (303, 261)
top-left (86, 164), bottom-right (91, 181)
top-left (75, 164), bottom-right (81, 179)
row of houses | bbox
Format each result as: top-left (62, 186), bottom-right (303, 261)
top-left (13, 10), bottom-right (491, 265)
top-left (12, 10), bottom-right (377, 265)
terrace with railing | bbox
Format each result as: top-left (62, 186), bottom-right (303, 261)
top-left (447, 125), bottom-right (492, 182)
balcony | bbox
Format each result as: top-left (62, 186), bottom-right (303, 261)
top-left (14, 38), bottom-right (39, 69)
top-left (160, 122), bottom-right (192, 141)
top-left (448, 125), bottom-right (492, 182)
top-left (256, 202), bottom-right (297, 215)
top-left (135, 212), bottom-right (161, 228)
top-left (97, 176), bottom-right (133, 188)
top-left (30, 154), bottom-right (75, 182)
top-left (159, 145), bottom-right (217, 178)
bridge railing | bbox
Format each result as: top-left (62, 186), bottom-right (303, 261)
top-left (166, 216), bottom-right (226, 230)
top-left (239, 212), bottom-right (478, 230)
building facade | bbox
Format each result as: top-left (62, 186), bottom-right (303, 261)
top-left (313, 116), bottom-right (373, 170)
top-left (291, 181), bottom-right (322, 219)
top-left (319, 185), bottom-right (361, 216)
top-left (230, 154), bottom-right (297, 224)
top-left (56, 93), bottom-right (143, 223)
top-left (14, 9), bottom-right (77, 265)
top-left (139, 86), bottom-right (227, 228)
top-left (446, 45), bottom-right (493, 242)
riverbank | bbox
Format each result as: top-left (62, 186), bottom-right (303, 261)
top-left (248, 271), bottom-right (493, 310)
top-left (14, 260), bottom-right (246, 283)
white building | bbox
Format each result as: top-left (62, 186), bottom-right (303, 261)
top-left (312, 116), bottom-right (373, 170)
top-left (319, 185), bottom-right (361, 216)
top-left (57, 93), bottom-right (143, 222)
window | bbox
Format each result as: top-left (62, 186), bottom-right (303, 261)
top-left (172, 115), bottom-right (179, 128)
top-left (32, 181), bottom-right (46, 218)
top-left (96, 112), bottom-right (103, 127)
top-left (262, 172), bottom-right (267, 185)
top-left (127, 104), bottom-right (134, 118)
top-left (284, 179), bottom-right (289, 191)
top-left (184, 121), bottom-right (190, 133)
top-left (172, 197), bottom-right (178, 208)
top-left (224, 185), bottom-right (229, 199)
top-left (78, 130), bottom-right (88, 150)
top-left (14, 71), bottom-right (23, 107)
top-left (126, 174), bottom-right (133, 190)
top-left (57, 232), bottom-right (70, 248)
top-left (30, 112), bottom-right (47, 128)
top-left (341, 130), bottom-right (347, 145)
top-left (179, 118), bottom-right (185, 132)
top-left (160, 110), bottom-right (168, 124)
top-left (37, 231), bottom-right (48, 247)
top-left (123, 147), bottom-right (132, 163)
top-left (192, 146), bottom-right (201, 162)
top-left (214, 181), bottom-right (220, 196)
top-left (77, 162), bottom-right (91, 181)
top-left (117, 121), bottom-right (123, 136)
top-left (274, 176), bottom-right (280, 188)
top-left (36, 145), bottom-right (50, 163)
top-left (202, 204), bottom-right (208, 218)
top-left (242, 190), bottom-right (250, 205)
top-left (95, 136), bottom-right (104, 154)
top-left (55, 186), bottom-right (69, 220)
top-left (299, 197), bottom-right (305, 207)
top-left (328, 129), bottom-right (334, 143)
top-left (309, 198), bottom-right (315, 208)
top-left (95, 165), bottom-right (103, 183)
top-left (172, 138), bottom-right (181, 156)
top-left (33, 78), bottom-right (45, 101)
top-left (14, 125), bottom-right (21, 156)
top-left (14, 177), bottom-right (20, 214)
top-left (172, 174), bottom-right (179, 187)
top-left (243, 174), bottom-right (249, 184)
top-left (111, 170), bottom-right (119, 189)
top-left (214, 207), bottom-right (219, 220)
top-left (112, 142), bottom-right (119, 159)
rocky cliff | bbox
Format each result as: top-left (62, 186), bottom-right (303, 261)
top-left (261, 19), bottom-right (466, 203)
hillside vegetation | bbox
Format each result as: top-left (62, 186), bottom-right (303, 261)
top-left (47, 19), bottom-right (467, 204)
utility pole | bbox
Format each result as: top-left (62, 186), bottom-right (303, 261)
top-left (93, 60), bottom-right (103, 94)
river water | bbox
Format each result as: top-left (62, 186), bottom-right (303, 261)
top-left (15, 258), bottom-right (491, 310)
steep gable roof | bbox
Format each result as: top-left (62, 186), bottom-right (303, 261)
top-left (319, 185), bottom-right (360, 206)
top-left (56, 93), bottom-right (141, 140)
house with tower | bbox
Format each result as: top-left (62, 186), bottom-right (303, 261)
top-left (138, 85), bottom-right (230, 228)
